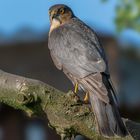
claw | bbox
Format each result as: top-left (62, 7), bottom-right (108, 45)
top-left (74, 83), bottom-right (78, 93)
top-left (84, 92), bottom-right (89, 103)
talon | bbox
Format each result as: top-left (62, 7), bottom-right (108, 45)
top-left (84, 92), bottom-right (89, 103)
top-left (74, 83), bottom-right (78, 93)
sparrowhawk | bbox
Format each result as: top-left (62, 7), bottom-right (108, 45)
top-left (48, 4), bottom-right (128, 137)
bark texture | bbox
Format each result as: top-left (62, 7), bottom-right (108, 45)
top-left (0, 70), bottom-right (137, 140)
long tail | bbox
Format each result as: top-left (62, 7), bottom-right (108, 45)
top-left (81, 73), bottom-right (128, 137)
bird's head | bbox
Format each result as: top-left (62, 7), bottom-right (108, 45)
top-left (49, 4), bottom-right (74, 32)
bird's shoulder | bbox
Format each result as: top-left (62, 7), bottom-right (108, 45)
top-left (63, 18), bottom-right (100, 44)
top-left (48, 17), bottom-right (109, 75)
top-left (66, 18), bottom-right (108, 66)
top-left (49, 18), bottom-right (104, 53)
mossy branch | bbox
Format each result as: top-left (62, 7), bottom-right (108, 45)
top-left (0, 70), bottom-right (137, 140)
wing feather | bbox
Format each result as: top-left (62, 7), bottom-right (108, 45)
top-left (48, 18), bottom-right (108, 78)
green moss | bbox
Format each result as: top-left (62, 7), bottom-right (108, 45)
top-left (0, 81), bottom-right (133, 140)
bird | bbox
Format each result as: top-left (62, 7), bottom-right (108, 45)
top-left (48, 4), bottom-right (128, 137)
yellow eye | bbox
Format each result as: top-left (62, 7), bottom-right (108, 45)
top-left (60, 8), bottom-right (64, 14)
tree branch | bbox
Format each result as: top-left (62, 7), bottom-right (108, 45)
top-left (0, 70), bottom-right (136, 139)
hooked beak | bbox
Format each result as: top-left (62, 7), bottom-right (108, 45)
top-left (49, 16), bottom-right (61, 34)
top-left (51, 14), bottom-right (61, 23)
top-left (52, 13), bottom-right (59, 19)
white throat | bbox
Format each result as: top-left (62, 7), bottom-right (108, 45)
top-left (49, 19), bottom-right (61, 34)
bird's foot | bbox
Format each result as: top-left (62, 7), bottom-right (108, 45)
top-left (74, 83), bottom-right (78, 94)
top-left (83, 92), bottom-right (89, 104)
top-left (67, 90), bottom-right (81, 104)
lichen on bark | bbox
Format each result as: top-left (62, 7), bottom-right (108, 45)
top-left (0, 70), bottom-right (136, 140)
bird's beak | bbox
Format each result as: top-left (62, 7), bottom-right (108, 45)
top-left (52, 14), bottom-right (61, 23)
top-left (50, 17), bottom-right (61, 33)
top-left (49, 13), bottom-right (61, 33)
top-left (51, 18), bottom-right (60, 25)
top-left (52, 13), bottom-right (59, 19)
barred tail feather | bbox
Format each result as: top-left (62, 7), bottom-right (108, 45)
top-left (81, 73), bottom-right (128, 137)
top-left (89, 92), bottom-right (127, 137)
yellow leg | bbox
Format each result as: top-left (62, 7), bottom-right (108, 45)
top-left (74, 83), bottom-right (78, 93)
top-left (84, 92), bottom-right (89, 103)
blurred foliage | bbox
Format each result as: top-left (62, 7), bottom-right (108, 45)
top-left (102, 0), bottom-right (140, 32)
